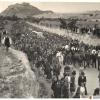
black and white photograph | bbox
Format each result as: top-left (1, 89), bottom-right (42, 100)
top-left (0, 0), bottom-right (100, 98)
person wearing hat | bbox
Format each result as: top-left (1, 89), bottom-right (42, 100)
top-left (61, 71), bottom-right (71, 98)
top-left (91, 48), bottom-right (97, 68)
top-left (2, 34), bottom-right (12, 51)
top-left (78, 71), bottom-right (87, 95)
top-left (60, 65), bottom-right (72, 98)
top-left (51, 76), bottom-right (62, 98)
top-left (70, 70), bottom-right (76, 96)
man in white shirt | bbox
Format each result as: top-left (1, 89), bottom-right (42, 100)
top-left (56, 51), bottom-right (64, 66)
top-left (91, 49), bottom-right (97, 68)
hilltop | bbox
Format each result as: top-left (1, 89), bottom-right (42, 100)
top-left (1, 2), bottom-right (53, 18)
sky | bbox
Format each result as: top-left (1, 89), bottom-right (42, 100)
top-left (0, 0), bottom-right (100, 13)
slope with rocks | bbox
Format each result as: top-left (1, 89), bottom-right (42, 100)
top-left (0, 47), bottom-right (39, 98)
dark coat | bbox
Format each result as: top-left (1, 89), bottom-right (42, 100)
top-left (78, 75), bottom-right (87, 95)
top-left (78, 76), bottom-right (86, 86)
top-left (5, 37), bottom-right (10, 47)
top-left (60, 77), bottom-right (70, 98)
top-left (70, 76), bottom-right (76, 92)
top-left (51, 80), bottom-right (61, 98)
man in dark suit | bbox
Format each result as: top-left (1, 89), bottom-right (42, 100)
top-left (78, 71), bottom-right (87, 95)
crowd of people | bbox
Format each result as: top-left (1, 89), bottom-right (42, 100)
top-left (12, 21), bottom-right (100, 98)
top-left (1, 20), bottom-right (100, 98)
top-left (50, 41), bottom-right (100, 98)
top-left (51, 67), bottom-right (88, 98)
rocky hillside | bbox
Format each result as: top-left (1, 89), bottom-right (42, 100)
top-left (0, 47), bottom-right (39, 98)
top-left (1, 2), bottom-right (53, 18)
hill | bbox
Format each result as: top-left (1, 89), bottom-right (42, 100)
top-left (0, 47), bottom-right (39, 97)
top-left (1, 2), bottom-right (53, 18)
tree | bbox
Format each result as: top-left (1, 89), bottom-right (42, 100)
top-left (67, 18), bottom-right (77, 32)
top-left (58, 18), bottom-right (67, 29)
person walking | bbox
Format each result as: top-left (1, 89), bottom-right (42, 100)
top-left (98, 50), bottom-right (100, 70)
top-left (70, 70), bottom-right (76, 95)
top-left (51, 76), bottom-right (61, 98)
top-left (78, 71), bottom-right (87, 95)
top-left (60, 66), bottom-right (71, 98)
top-left (2, 34), bottom-right (12, 51)
top-left (91, 49), bottom-right (97, 68)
